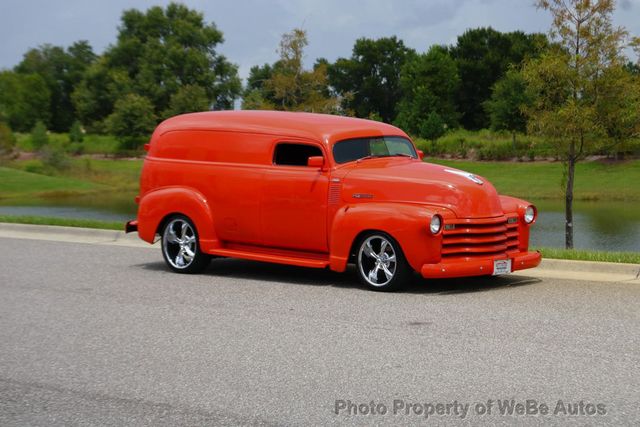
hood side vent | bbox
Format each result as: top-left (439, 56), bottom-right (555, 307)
top-left (329, 181), bottom-right (342, 205)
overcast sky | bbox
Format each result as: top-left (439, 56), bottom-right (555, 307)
top-left (1, 0), bottom-right (639, 80)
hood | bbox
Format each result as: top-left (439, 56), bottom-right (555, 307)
top-left (340, 158), bottom-right (504, 218)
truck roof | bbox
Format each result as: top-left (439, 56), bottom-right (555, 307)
top-left (153, 110), bottom-right (408, 144)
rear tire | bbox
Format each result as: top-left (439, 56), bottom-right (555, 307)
top-left (355, 232), bottom-right (411, 291)
top-left (161, 215), bottom-right (210, 274)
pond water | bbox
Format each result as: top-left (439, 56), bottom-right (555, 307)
top-left (0, 194), bottom-right (638, 252)
top-left (530, 200), bottom-right (640, 252)
top-left (0, 192), bottom-right (138, 222)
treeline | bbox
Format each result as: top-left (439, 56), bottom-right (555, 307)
top-left (244, 27), bottom-right (549, 142)
top-left (1, 3), bottom-right (550, 147)
top-left (0, 2), bottom-right (638, 154)
top-left (0, 3), bottom-right (241, 150)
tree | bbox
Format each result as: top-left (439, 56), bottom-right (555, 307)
top-left (451, 28), bottom-right (548, 130)
top-left (241, 88), bottom-right (276, 110)
top-left (164, 84), bottom-right (211, 117)
top-left (74, 3), bottom-right (241, 128)
top-left (31, 121), bottom-right (49, 150)
top-left (596, 63), bottom-right (640, 158)
top-left (15, 41), bottom-right (96, 131)
top-left (394, 45), bottom-right (460, 138)
top-left (624, 61), bottom-right (640, 75)
top-left (328, 36), bottom-right (416, 122)
top-left (419, 111), bottom-right (447, 141)
top-left (107, 94), bottom-right (157, 151)
top-left (484, 69), bottom-right (532, 147)
top-left (242, 63), bottom-right (277, 109)
top-left (72, 58), bottom-right (132, 131)
top-left (0, 71), bottom-right (51, 131)
top-left (523, 0), bottom-right (640, 248)
top-left (243, 29), bottom-right (338, 113)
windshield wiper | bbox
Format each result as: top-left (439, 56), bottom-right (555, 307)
top-left (357, 153), bottom-right (414, 162)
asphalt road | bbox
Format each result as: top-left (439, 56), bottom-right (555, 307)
top-left (0, 237), bottom-right (639, 426)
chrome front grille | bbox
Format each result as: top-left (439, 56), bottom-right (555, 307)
top-left (442, 216), bottom-right (519, 259)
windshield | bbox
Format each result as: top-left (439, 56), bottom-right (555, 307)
top-left (333, 136), bottom-right (417, 164)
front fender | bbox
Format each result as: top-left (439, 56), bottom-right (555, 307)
top-left (329, 203), bottom-right (453, 273)
top-left (137, 187), bottom-right (219, 251)
top-left (499, 195), bottom-right (536, 252)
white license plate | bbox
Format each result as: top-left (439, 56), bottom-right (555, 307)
top-left (492, 259), bottom-right (512, 275)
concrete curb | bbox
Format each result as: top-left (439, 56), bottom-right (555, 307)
top-left (0, 222), bottom-right (155, 249)
top-left (1, 222), bottom-right (638, 283)
top-left (513, 258), bottom-right (640, 283)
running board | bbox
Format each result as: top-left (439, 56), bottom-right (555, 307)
top-left (208, 248), bottom-right (329, 269)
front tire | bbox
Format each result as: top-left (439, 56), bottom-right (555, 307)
top-left (161, 215), bottom-right (210, 274)
top-left (356, 232), bottom-right (411, 291)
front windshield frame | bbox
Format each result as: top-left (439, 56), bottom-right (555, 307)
top-left (332, 136), bottom-right (418, 165)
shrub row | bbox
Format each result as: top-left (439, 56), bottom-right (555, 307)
top-left (415, 129), bottom-right (640, 161)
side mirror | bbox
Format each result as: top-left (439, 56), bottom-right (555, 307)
top-left (307, 156), bottom-right (324, 168)
top-left (417, 150), bottom-right (424, 160)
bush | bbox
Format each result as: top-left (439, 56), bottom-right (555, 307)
top-left (69, 120), bottom-right (84, 143)
top-left (65, 142), bottom-right (85, 155)
top-left (22, 159), bottom-right (46, 174)
top-left (30, 121), bottom-right (49, 150)
top-left (477, 140), bottom-right (514, 161)
top-left (415, 129), bottom-right (561, 161)
top-left (0, 122), bottom-right (17, 161)
top-left (39, 145), bottom-right (70, 171)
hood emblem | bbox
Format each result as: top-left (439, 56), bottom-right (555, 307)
top-left (444, 169), bottom-right (484, 185)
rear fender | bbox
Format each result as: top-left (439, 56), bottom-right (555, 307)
top-left (137, 187), bottom-right (219, 251)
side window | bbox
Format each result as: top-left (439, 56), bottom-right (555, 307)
top-left (274, 143), bottom-right (323, 166)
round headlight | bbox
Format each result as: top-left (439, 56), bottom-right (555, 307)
top-left (430, 214), bottom-right (442, 234)
top-left (524, 205), bottom-right (536, 224)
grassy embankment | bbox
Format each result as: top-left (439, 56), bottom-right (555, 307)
top-left (0, 158), bottom-right (141, 197)
top-left (0, 159), bottom-right (142, 230)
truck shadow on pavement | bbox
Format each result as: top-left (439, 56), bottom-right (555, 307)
top-left (140, 258), bottom-right (541, 295)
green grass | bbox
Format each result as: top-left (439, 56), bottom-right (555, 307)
top-left (16, 132), bottom-right (120, 154)
top-left (428, 159), bottom-right (640, 201)
top-left (0, 215), bottom-right (122, 230)
top-left (537, 247), bottom-right (640, 264)
top-left (80, 134), bottom-right (120, 154)
top-left (2, 158), bottom-right (142, 198)
top-left (0, 166), bottom-right (104, 198)
top-left (66, 158), bottom-right (142, 190)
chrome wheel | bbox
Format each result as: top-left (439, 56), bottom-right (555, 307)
top-left (358, 235), bottom-right (397, 287)
top-left (162, 218), bottom-right (197, 269)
